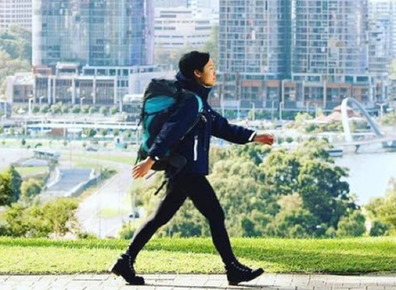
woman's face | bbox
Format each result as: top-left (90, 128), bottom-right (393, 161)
top-left (194, 58), bottom-right (216, 87)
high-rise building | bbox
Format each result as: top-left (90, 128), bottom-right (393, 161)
top-left (155, 0), bottom-right (219, 12)
top-left (289, 0), bottom-right (378, 110)
top-left (0, 0), bottom-right (32, 31)
top-left (155, 0), bottom-right (188, 8)
top-left (215, 0), bottom-right (388, 114)
top-left (217, 0), bottom-right (292, 106)
top-left (292, 0), bottom-right (369, 78)
top-left (219, 0), bottom-right (291, 77)
top-left (368, 0), bottom-right (396, 73)
top-left (155, 7), bottom-right (212, 51)
top-left (32, 0), bottom-right (154, 67)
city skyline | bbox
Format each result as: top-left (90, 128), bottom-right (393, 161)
top-left (1, 0), bottom-right (395, 112)
top-left (214, 0), bottom-right (394, 113)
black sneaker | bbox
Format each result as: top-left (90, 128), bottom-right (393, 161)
top-left (109, 254), bottom-right (145, 285)
top-left (225, 260), bottom-right (264, 285)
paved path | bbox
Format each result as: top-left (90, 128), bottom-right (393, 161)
top-left (76, 157), bottom-right (137, 238)
top-left (1, 274), bottom-right (396, 290)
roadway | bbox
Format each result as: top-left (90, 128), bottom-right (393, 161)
top-left (42, 168), bottom-right (93, 198)
top-left (75, 154), bottom-right (139, 238)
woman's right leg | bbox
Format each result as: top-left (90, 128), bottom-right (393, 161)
top-left (110, 180), bottom-right (187, 285)
top-left (126, 180), bottom-right (187, 260)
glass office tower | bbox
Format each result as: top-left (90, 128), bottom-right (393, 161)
top-left (32, 0), bottom-right (154, 67)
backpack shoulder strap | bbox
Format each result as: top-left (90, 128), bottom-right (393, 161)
top-left (194, 94), bottom-right (204, 113)
top-left (177, 89), bottom-right (204, 114)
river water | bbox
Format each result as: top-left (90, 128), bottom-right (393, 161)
top-left (335, 147), bottom-right (396, 205)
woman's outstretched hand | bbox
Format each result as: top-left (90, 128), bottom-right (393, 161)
top-left (132, 157), bottom-right (155, 179)
top-left (254, 133), bottom-right (276, 146)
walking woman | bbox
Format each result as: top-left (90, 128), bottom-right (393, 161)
top-left (110, 51), bottom-right (275, 285)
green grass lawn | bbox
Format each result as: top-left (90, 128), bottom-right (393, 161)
top-left (73, 161), bottom-right (104, 170)
top-left (0, 237), bottom-right (395, 275)
top-left (15, 166), bottom-right (49, 177)
top-left (100, 208), bottom-right (131, 218)
top-left (72, 153), bottom-right (135, 166)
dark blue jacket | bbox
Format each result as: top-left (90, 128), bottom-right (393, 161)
top-left (148, 72), bottom-right (257, 175)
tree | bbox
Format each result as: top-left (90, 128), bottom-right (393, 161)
top-left (89, 106), bottom-right (97, 114)
top-left (0, 203), bottom-right (29, 236)
top-left (71, 105), bottom-right (81, 114)
top-left (132, 140), bottom-right (358, 238)
top-left (0, 26), bottom-right (32, 61)
top-left (61, 104), bottom-right (69, 114)
top-left (32, 105), bottom-right (40, 113)
top-left (40, 105), bottom-right (49, 114)
top-left (1, 198), bottom-right (79, 237)
top-left (82, 105), bottom-right (90, 114)
top-left (83, 128), bottom-right (97, 138)
top-left (40, 198), bottom-right (79, 236)
top-left (0, 171), bottom-right (13, 206)
top-left (0, 50), bottom-right (31, 94)
top-left (369, 221), bottom-right (390, 237)
top-left (297, 160), bottom-right (352, 228)
top-left (20, 178), bottom-right (42, 202)
top-left (201, 25), bottom-right (219, 68)
top-left (6, 166), bottom-right (22, 202)
top-left (154, 46), bottom-right (180, 70)
top-left (19, 127), bottom-right (26, 135)
top-left (100, 128), bottom-right (108, 138)
top-left (110, 106), bottom-right (118, 115)
top-left (336, 210), bottom-right (366, 237)
top-left (154, 44), bottom-right (196, 70)
top-left (100, 106), bottom-right (108, 116)
top-left (118, 221), bottom-right (138, 239)
top-left (264, 194), bottom-right (320, 238)
top-left (50, 102), bottom-right (62, 114)
top-left (365, 179), bottom-right (396, 235)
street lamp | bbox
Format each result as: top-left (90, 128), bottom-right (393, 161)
top-left (0, 100), bottom-right (7, 117)
top-left (376, 102), bottom-right (387, 119)
top-left (119, 97), bottom-right (123, 114)
top-left (80, 97), bottom-right (86, 108)
top-left (28, 97), bottom-right (35, 116)
top-left (271, 100), bottom-right (276, 121)
top-left (39, 96), bottom-right (45, 108)
top-left (221, 93), bottom-right (225, 116)
top-left (306, 101), bottom-right (310, 113)
top-left (1, 115), bottom-right (6, 128)
top-left (279, 101), bottom-right (284, 122)
top-left (250, 102), bottom-right (255, 122)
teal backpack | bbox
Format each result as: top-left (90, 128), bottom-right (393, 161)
top-left (136, 79), bottom-right (203, 171)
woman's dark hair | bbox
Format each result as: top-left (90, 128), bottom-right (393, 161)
top-left (178, 51), bottom-right (210, 80)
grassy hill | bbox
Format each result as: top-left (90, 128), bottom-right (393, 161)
top-left (0, 237), bottom-right (395, 275)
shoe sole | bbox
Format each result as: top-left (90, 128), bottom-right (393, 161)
top-left (108, 262), bottom-right (145, 285)
top-left (108, 262), bottom-right (120, 276)
top-left (228, 268), bottom-right (264, 285)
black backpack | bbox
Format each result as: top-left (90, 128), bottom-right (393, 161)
top-left (136, 79), bottom-right (203, 171)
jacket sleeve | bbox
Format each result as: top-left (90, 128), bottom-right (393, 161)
top-left (211, 109), bottom-right (257, 144)
top-left (148, 93), bottom-right (199, 160)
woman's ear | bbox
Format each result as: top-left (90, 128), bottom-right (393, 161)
top-left (193, 69), bottom-right (201, 79)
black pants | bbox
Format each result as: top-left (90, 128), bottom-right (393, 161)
top-left (126, 173), bottom-right (236, 265)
